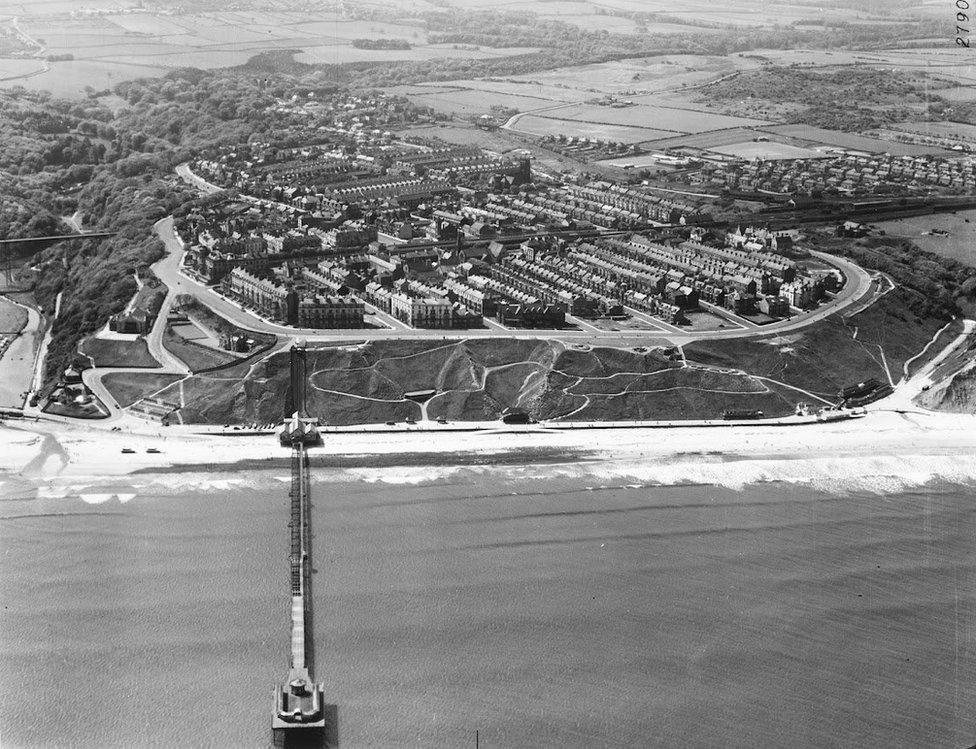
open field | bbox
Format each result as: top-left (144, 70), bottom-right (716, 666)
top-left (543, 102), bottom-right (770, 133)
top-left (708, 141), bottom-right (831, 160)
top-left (396, 123), bottom-right (533, 151)
top-left (510, 115), bottom-right (675, 143)
top-left (874, 208), bottom-right (976, 267)
top-left (404, 54), bottom-right (766, 116)
top-left (937, 86), bottom-right (976, 102)
top-left (441, 0), bottom-right (925, 27)
top-left (894, 121), bottom-right (976, 141)
top-left (0, 8), bottom-right (538, 96)
top-left (162, 326), bottom-right (238, 373)
top-left (759, 124), bottom-right (953, 156)
top-left (383, 87), bottom-right (556, 117)
top-left (636, 123), bottom-right (952, 158)
top-left (101, 371), bottom-right (184, 408)
top-left (296, 44), bottom-right (539, 66)
top-left (500, 55), bottom-right (752, 95)
top-left (0, 59), bottom-right (168, 97)
top-left (0, 58), bottom-right (45, 81)
top-left (752, 47), bottom-right (976, 85)
top-left (420, 79), bottom-right (593, 104)
top-left (79, 337), bottom-right (159, 369)
top-left (639, 127), bottom-right (762, 150)
top-left (597, 153), bottom-right (689, 169)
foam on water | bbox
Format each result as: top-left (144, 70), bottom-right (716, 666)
top-left (332, 450), bottom-right (976, 496)
top-left (3, 452), bottom-right (976, 748)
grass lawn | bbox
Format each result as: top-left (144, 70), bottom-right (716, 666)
top-left (101, 372), bottom-right (185, 408)
top-left (162, 327), bottom-right (238, 373)
top-left (80, 337), bottom-right (160, 368)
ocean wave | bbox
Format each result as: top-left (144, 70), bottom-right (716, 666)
top-left (9, 447), bottom-right (976, 501)
top-left (333, 451), bottom-right (976, 496)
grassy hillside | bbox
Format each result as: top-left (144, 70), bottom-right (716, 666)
top-left (133, 286), bottom-right (953, 425)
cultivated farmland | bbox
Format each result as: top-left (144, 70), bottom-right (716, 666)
top-left (0, 7), bottom-right (541, 97)
top-left (708, 141), bottom-right (829, 160)
top-left (536, 102), bottom-right (770, 134)
top-left (509, 115), bottom-right (676, 143)
top-left (762, 124), bottom-right (952, 156)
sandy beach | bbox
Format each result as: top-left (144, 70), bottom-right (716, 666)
top-left (3, 407), bottom-right (976, 496)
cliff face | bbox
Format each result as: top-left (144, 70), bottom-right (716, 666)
top-left (917, 364), bottom-right (976, 414)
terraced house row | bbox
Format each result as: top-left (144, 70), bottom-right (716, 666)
top-left (225, 266), bottom-right (365, 328)
top-left (699, 153), bottom-right (976, 195)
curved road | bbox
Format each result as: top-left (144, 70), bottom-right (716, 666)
top-left (79, 217), bottom-right (193, 420)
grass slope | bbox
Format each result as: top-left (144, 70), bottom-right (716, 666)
top-left (159, 291), bottom-right (951, 425)
top-left (101, 371), bottom-right (184, 407)
top-left (79, 337), bottom-right (159, 368)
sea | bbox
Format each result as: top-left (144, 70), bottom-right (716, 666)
top-left (1, 453), bottom-right (975, 748)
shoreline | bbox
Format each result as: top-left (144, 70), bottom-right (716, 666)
top-left (3, 408), bottom-right (976, 494)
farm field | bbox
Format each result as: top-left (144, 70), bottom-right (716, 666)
top-left (421, 78), bottom-right (593, 104)
top-left (540, 102), bottom-right (770, 134)
top-left (0, 8), bottom-right (540, 96)
top-left (398, 88), bottom-right (555, 116)
top-left (708, 141), bottom-right (830, 160)
top-left (894, 121), bottom-right (976, 141)
top-left (395, 0), bottom-right (917, 29)
top-left (875, 208), bottom-right (976, 267)
top-left (753, 48), bottom-right (976, 84)
top-left (636, 121), bottom-right (955, 158)
top-left (508, 56), bottom-right (751, 94)
top-left (597, 153), bottom-right (689, 169)
top-left (509, 115), bottom-right (675, 143)
top-left (639, 127), bottom-right (763, 150)
top-left (408, 54), bottom-right (765, 114)
top-left (937, 86), bottom-right (976, 102)
top-left (296, 43), bottom-right (539, 66)
top-left (760, 124), bottom-right (953, 156)
top-left (14, 60), bottom-right (170, 98)
top-left (0, 58), bottom-right (45, 81)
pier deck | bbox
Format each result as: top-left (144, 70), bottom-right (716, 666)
top-left (272, 442), bottom-right (326, 744)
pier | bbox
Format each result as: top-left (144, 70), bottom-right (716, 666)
top-left (273, 343), bottom-right (330, 747)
